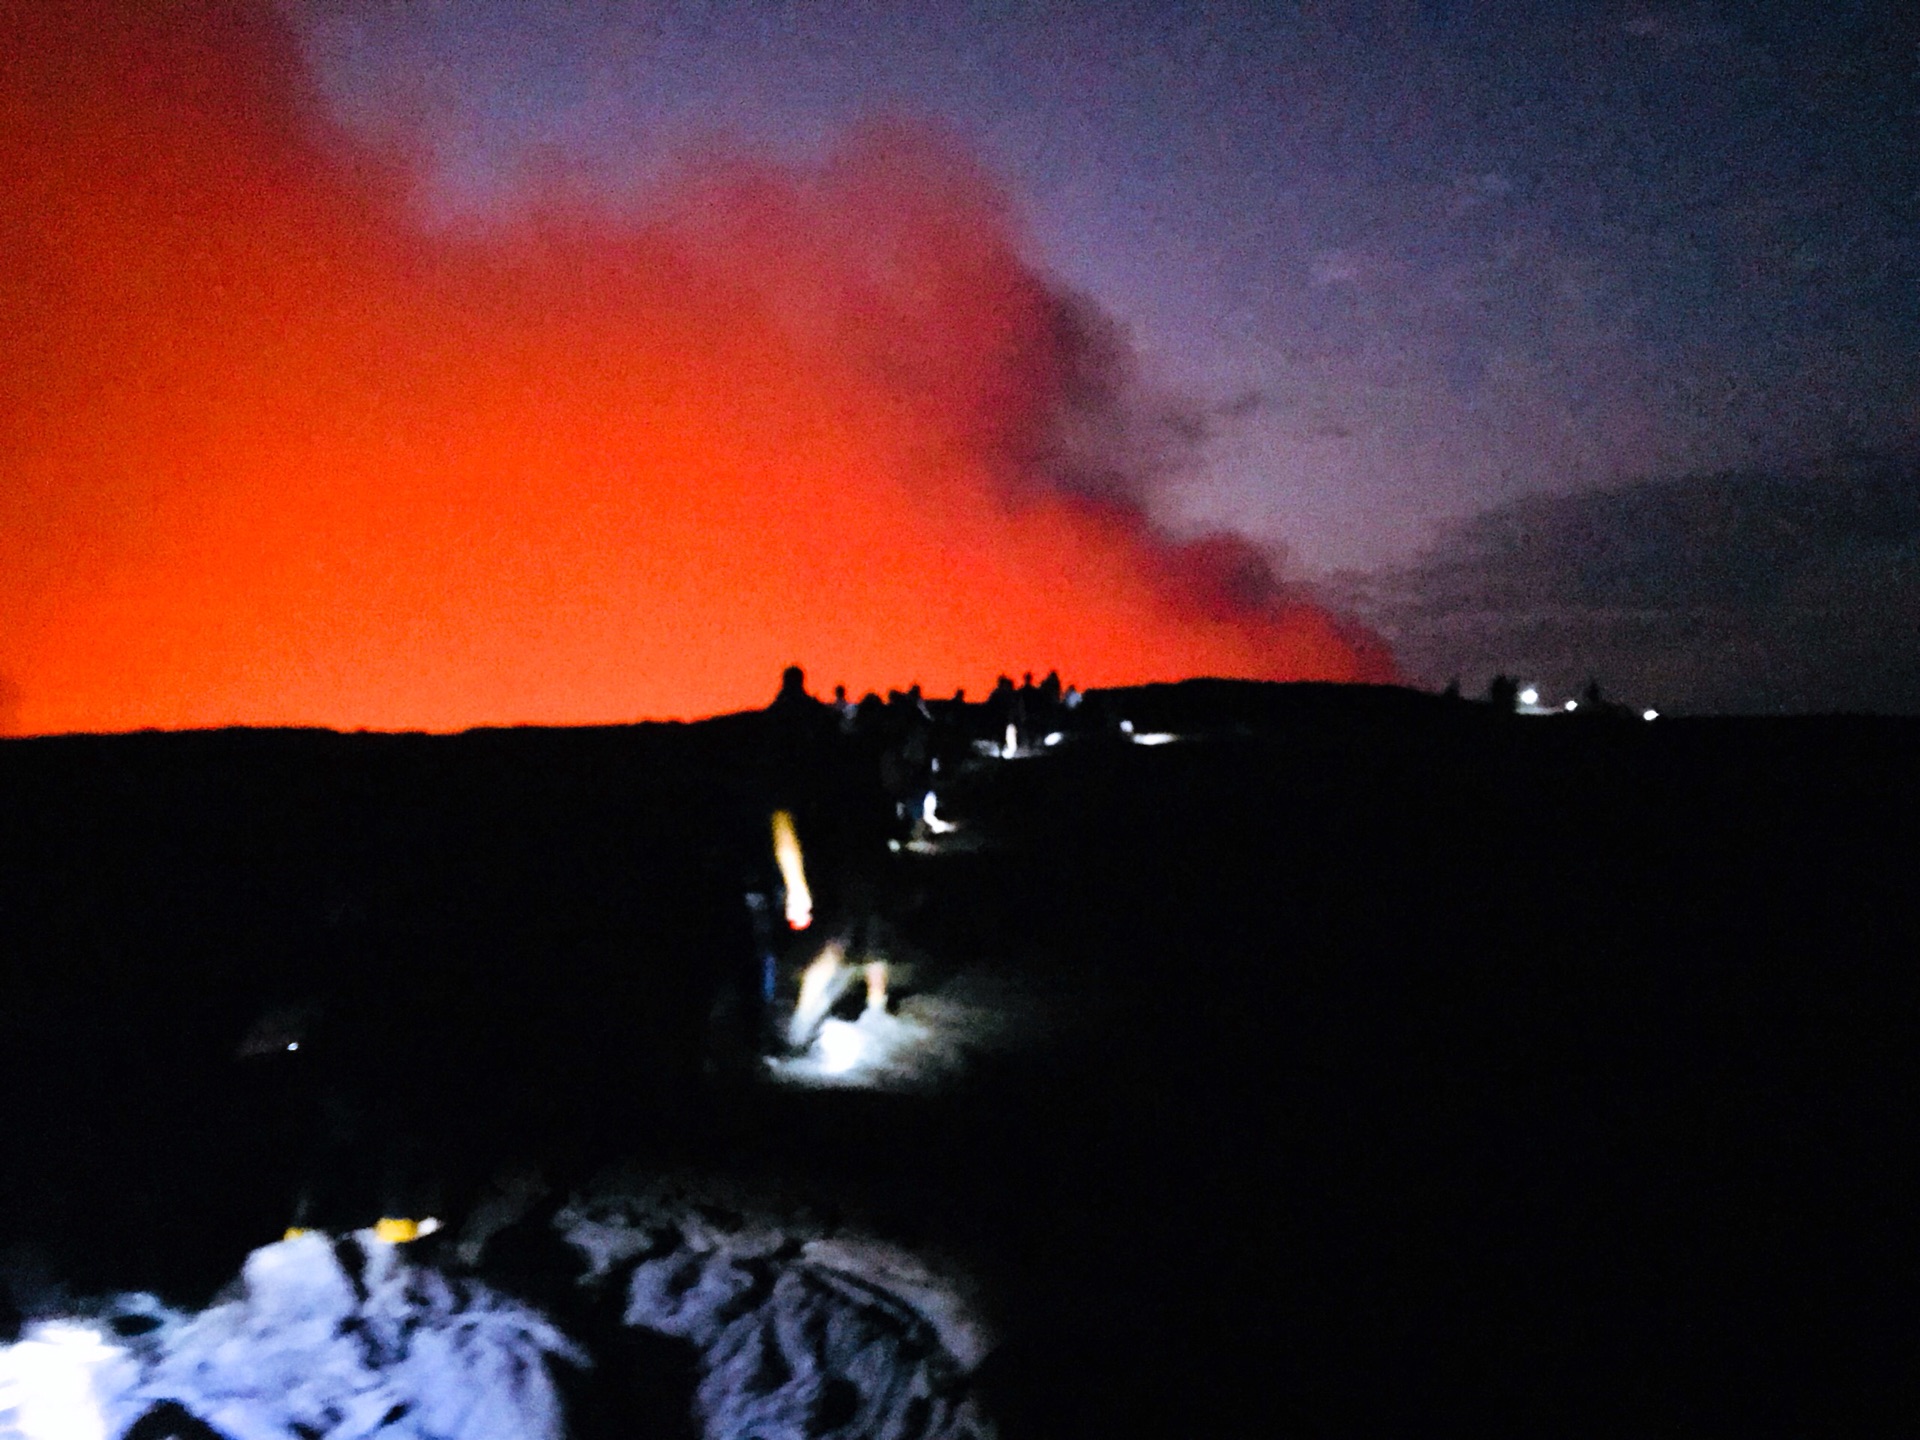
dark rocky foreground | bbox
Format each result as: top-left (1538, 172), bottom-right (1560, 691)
top-left (2, 682), bottom-right (1916, 1435)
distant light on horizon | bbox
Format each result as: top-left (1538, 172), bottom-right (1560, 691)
top-left (1644, 709), bottom-right (1659, 721)
top-left (1520, 688), bottom-right (1539, 706)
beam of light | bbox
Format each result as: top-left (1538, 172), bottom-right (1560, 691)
top-left (765, 967), bottom-right (1046, 1091)
top-left (920, 792), bottom-right (957, 834)
top-left (1002, 724), bottom-right (1018, 759)
top-left (0, 1323), bottom-right (130, 1440)
top-left (771, 810), bottom-right (812, 930)
top-left (788, 941), bottom-right (846, 1050)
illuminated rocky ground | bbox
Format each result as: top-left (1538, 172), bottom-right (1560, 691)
top-left (2, 682), bottom-right (1916, 1435)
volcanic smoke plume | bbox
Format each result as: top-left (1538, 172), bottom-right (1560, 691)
top-left (0, 2), bottom-right (1392, 736)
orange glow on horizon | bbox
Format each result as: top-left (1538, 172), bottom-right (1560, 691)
top-left (0, 4), bottom-right (1394, 738)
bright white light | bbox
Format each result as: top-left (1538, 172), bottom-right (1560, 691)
top-left (1565, 700), bottom-right (1579, 711)
top-left (1643, 709), bottom-right (1659, 721)
top-left (1043, 732), bottom-right (1063, 747)
top-left (1119, 719), bottom-right (1133, 735)
top-left (921, 792), bottom-right (957, 834)
top-left (1131, 732), bottom-right (1178, 746)
top-left (887, 839), bottom-right (901, 852)
top-left (1520, 687), bottom-right (1539, 706)
top-left (1002, 724), bottom-right (1017, 759)
top-left (286, 1042), bottom-right (298, 1051)
top-left (815, 1018), bottom-right (869, 1076)
top-left (0, 1323), bottom-right (129, 1440)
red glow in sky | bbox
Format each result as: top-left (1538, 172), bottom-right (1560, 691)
top-left (0, 3), bottom-right (1391, 736)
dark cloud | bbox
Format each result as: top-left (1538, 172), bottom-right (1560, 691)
top-left (1354, 451), bottom-right (1920, 714)
top-left (1008, 290), bottom-right (1396, 671)
top-left (997, 289), bottom-right (1207, 507)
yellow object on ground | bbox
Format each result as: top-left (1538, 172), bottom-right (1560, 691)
top-left (372, 1217), bottom-right (441, 1243)
top-left (284, 1219), bottom-right (441, 1244)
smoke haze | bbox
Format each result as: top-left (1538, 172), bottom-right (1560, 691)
top-left (1357, 451), bottom-right (1920, 715)
top-left (0, 2), bottom-right (1391, 736)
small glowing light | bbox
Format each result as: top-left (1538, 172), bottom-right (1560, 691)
top-left (1643, 708), bottom-right (1659, 721)
top-left (1043, 732), bottom-right (1063, 746)
top-left (1119, 719), bottom-right (1133, 734)
top-left (864, 960), bottom-right (889, 1012)
top-left (1002, 723), bottom-right (1017, 759)
top-left (887, 838), bottom-right (901, 852)
top-left (286, 1041), bottom-right (298, 1051)
top-left (1565, 700), bottom-right (1579, 711)
top-left (771, 809), bottom-right (812, 929)
top-left (1131, 732), bottom-right (1178, 746)
top-left (1519, 687), bottom-right (1539, 705)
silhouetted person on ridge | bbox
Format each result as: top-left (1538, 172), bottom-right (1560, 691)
top-left (772, 664), bottom-right (818, 713)
top-left (1488, 674), bottom-right (1519, 713)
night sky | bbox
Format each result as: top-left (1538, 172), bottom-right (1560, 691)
top-left (3, 1), bottom-right (1915, 730)
top-left (298, 0), bottom-right (1919, 568)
